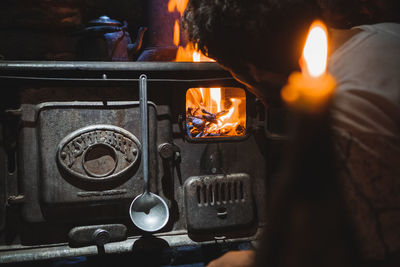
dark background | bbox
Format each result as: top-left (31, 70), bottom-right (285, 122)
top-left (0, 0), bottom-right (399, 62)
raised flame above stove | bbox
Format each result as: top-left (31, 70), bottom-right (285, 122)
top-left (168, 0), bottom-right (214, 62)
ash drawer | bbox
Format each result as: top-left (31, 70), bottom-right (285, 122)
top-left (184, 173), bottom-right (256, 234)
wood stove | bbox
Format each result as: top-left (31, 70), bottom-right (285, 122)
top-left (0, 61), bottom-right (284, 264)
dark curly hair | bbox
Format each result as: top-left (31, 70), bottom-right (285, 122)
top-left (182, 0), bottom-right (322, 75)
top-left (182, 0), bottom-right (400, 75)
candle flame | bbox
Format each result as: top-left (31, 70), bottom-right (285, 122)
top-left (281, 20), bottom-right (336, 110)
top-left (302, 21), bottom-right (328, 78)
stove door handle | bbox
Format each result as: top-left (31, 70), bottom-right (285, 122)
top-left (217, 208), bottom-right (228, 218)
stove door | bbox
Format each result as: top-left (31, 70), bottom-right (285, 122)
top-left (184, 173), bottom-right (256, 235)
top-left (19, 101), bottom-right (158, 223)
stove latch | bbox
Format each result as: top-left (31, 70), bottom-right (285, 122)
top-left (68, 224), bottom-right (127, 247)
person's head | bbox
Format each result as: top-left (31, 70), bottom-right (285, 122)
top-left (182, 0), bottom-right (400, 106)
top-left (182, 0), bottom-right (322, 106)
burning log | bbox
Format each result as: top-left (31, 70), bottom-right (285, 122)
top-left (186, 107), bottom-right (243, 138)
top-left (186, 87), bottom-right (247, 138)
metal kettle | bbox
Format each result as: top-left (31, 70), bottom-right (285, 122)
top-left (74, 16), bottom-right (147, 61)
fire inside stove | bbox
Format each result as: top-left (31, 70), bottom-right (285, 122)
top-left (186, 87), bottom-right (246, 138)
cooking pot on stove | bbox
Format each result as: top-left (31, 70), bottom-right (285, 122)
top-left (74, 16), bottom-right (147, 61)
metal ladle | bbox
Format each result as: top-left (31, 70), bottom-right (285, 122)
top-left (129, 74), bottom-right (169, 232)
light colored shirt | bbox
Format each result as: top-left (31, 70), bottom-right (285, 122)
top-left (328, 23), bottom-right (400, 262)
top-left (329, 23), bottom-right (400, 107)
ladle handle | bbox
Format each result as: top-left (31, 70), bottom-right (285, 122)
top-left (139, 74), bottom-right (149, 193)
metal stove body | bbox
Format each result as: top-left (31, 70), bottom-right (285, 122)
top-left (0, 61), bottom-right (274, 263)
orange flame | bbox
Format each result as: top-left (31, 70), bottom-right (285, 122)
top-left (281, 20), bottom-right (336, 109)
top-left (173, 20), bottom-right (180, 46)
top-left (168, 0), bottom-right (189, 16)
top-left (168, 0), bottom-right (215, 62)
top-left (186, 88), bottom-right (246, 138)
top-left (301, 20), bottom-right (328, 78)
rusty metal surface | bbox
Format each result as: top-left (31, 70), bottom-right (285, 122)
top-left (0, 123), bottom-right (5, 231)
top-left (20, 102), bottom-right (158, 223)
top-left (0, 61), bottom-right (227, 76)
top-left (184, 173), bottom-right (256, 234)
top-left (0, 62), bottom-right (271, 264)
top-left (56, 125), bottom-right (141, 183)
top-left (68, 224), bottom-right (127, 247)
top-left (0, 228), bottom-right (264, 264)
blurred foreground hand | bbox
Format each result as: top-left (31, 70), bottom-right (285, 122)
top-left (206, 250), bottom-right (256, 267)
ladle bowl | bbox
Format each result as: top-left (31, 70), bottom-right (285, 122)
top-left (129, 191), bottom-right (169, 232)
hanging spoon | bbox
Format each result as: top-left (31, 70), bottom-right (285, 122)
top-left (129, 74), bottom-right (169, 232)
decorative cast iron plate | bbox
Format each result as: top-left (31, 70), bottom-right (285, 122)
top-left (56, 124), bottom-right (141, 182)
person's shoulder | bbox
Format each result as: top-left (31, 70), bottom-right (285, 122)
top-left (353, 22), bottom-right (400, 37)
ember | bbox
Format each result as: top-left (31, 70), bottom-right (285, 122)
top-left (186, 87), bottom-right (246, 138)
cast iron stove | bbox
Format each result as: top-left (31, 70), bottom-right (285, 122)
top-left (0, 61), bottom-right (276, 264)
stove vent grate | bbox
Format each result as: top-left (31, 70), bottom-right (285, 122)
top-left (196, 180), bottom-right (246, 206)
top-left (184, 173), bottom-right (256, 233)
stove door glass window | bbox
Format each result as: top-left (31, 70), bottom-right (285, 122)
top-left (186, 87), bottom-right (246, 138)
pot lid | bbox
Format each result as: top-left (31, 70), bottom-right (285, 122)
top-left (88, 16), bottom-right (122, 26)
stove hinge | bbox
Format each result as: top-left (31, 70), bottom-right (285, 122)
top-left (3, 108), bottom-right (23, 206)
